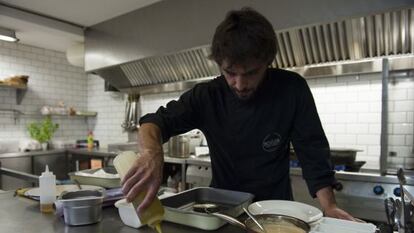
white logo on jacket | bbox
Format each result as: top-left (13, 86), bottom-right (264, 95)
top-left (262, 133), bottom-right (282, 152)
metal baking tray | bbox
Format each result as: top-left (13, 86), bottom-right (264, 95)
top-left (161, 187), bottom-right (254, 230)
top-left (68, 167), bottom-right (120, 188)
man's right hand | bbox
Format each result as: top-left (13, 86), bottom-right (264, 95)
top-left (121, 149), bottom-right (164, 213)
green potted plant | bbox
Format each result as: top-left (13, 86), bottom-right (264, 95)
top-left (27, 116), bottom-right (59, 150)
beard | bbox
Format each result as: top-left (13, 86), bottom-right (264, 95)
top-left (231, 88), bottom-right (255, 100)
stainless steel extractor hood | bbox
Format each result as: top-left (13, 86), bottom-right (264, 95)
top-left (85, 0), bottom-right (414, 94)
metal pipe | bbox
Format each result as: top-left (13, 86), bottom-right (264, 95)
top-left (0, 167), bottom-right (39, 184)
top-left (411, 70), bottom-right (414, 156)
top-left (380, 58), bottom-right (389, 176)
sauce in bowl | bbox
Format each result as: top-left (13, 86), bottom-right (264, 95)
top-left (251, 222), bottom-right (306, 233)
top-left (248, 217), bottom-right (309, 233)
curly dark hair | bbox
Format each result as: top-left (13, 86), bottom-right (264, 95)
top-left (209, 7), bottom-right (277, 66)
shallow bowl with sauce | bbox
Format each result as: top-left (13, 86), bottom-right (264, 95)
top-left (246, 214), bottom-right (310, 233)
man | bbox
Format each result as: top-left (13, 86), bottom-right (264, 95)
top-left (122, 7), bottom-right (356, 221)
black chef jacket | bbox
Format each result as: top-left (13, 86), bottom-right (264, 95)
top-left (140, 68), bottom-right (335, 201)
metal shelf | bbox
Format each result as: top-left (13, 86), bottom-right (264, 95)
top-left (24, 113), bottom-right (97, 123)
top-left (0, 84), bottom-right (27, 105)
top-left (0, 109), bottom-right (24, 123)
top-left (0, 110), bottom-right (97, 124)
top-left (24, 113), bottom-right (97, 118)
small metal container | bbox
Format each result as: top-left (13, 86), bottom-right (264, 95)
top-left (169, 135), bottom-right (190, 158)
top-left (57, 189), bottom-right (105, 226)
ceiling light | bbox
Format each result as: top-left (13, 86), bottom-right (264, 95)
top-left (0, 27), bottom-right (19, 42)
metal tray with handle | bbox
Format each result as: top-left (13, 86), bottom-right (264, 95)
top-left (160, 187), bottom-right (254, 230)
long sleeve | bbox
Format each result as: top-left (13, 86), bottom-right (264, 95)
top-left (290, 77), bottom-right (336, 198)
top-left (139, 85), bottom-right (203, 143)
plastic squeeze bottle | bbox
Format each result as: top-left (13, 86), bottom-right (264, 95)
top-left (113, 151), bottom-right (164, 233)
top-left (39, 165), bottom-right (56, 213)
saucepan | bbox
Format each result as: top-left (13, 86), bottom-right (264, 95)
top-left (193, 204), bottom-right (310, 233)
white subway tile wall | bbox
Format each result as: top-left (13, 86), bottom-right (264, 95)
top-left (310, 73), bottom-right (414, 169)
top-left (387, 77), bottom-right (414, 169)
top-left (0, 41), bottom-right (89, 144)
top-left (86, 74), bottom-right (128, 146)
top-left (140, 92), bottom-right (183, 116)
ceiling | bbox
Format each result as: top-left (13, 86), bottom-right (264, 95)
top-left (0, 0), bottom-right (162, 52)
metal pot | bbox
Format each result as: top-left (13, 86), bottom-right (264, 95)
top-left (56, 189), bottom-right (105, 226)
top-left (211, 212), bottom-right (310, 233)
top-left (169, 135), bottom-right (190, 158)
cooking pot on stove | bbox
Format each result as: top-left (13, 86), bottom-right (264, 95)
top-left (169, 135), bottom-right (190, 158)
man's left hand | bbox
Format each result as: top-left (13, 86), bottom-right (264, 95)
top-left (324, 206), bottom-right (365, 222)
top-left (316, 186), bottom-right (364, 222)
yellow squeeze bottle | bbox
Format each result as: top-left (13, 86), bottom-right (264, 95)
top-left (114, 151), bottom-right (164, 233)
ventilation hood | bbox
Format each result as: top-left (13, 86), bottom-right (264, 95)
top-left (85, 0), bottom-right (414, 94)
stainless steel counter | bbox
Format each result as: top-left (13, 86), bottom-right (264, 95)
top-left (0, 149), bottom-right (191, 162)
top-left (0, 148), bottom-right (117, 159)
top-left (0, 149), bottom-right (190, 192)
top-left (0, 191), bottom-right (241, 233)
top-left (0, 149), bottom-right (67, 158)
top-left (290, 168), bottom-right (414, 185)
top-left (0, 149), bottom-right (117, 190)
top-left (290, 167), bottom-right (414, 223)
top-left (186, 156), bottom-right (211, 167)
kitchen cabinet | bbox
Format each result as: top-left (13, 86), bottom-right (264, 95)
top-left (0, 149), bottom-right (73, 190)
top-left (33, 153), bottom-right (68, 180)
top-left (163, 156), bottom-right (187, 191)
top-left (68, 148), bottom-right (117, 171)
top-left (162, 155), bottom-right (213, 190)
top-left (0, 148), bottom-right (207, 191)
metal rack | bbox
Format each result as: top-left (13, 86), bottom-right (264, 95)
top-left (0, 84), bottom-right (27, 105)
top-left (0, 109), bottom-right (24, 123)
top-left (0, 110), bottom-right (97, 124)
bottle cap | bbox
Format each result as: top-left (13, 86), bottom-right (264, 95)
top-left (41, 165), bottom-right (54, 176)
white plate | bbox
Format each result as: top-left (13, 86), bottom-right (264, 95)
top-left (248, 200), bottom-right (323, 223)
top-left (25, 184), bottom-right (104, 197)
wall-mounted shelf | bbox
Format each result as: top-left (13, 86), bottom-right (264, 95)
top-left (24, 112), bottom-right (98, 122)
top-left (25, 113), bottom-right (97, 117)
top-left (0, 109), bottom-right (25, 123)
top-left (0, 84), bottom-right (27, 105)
top-left (0, 110), bottom-right (97, 124)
